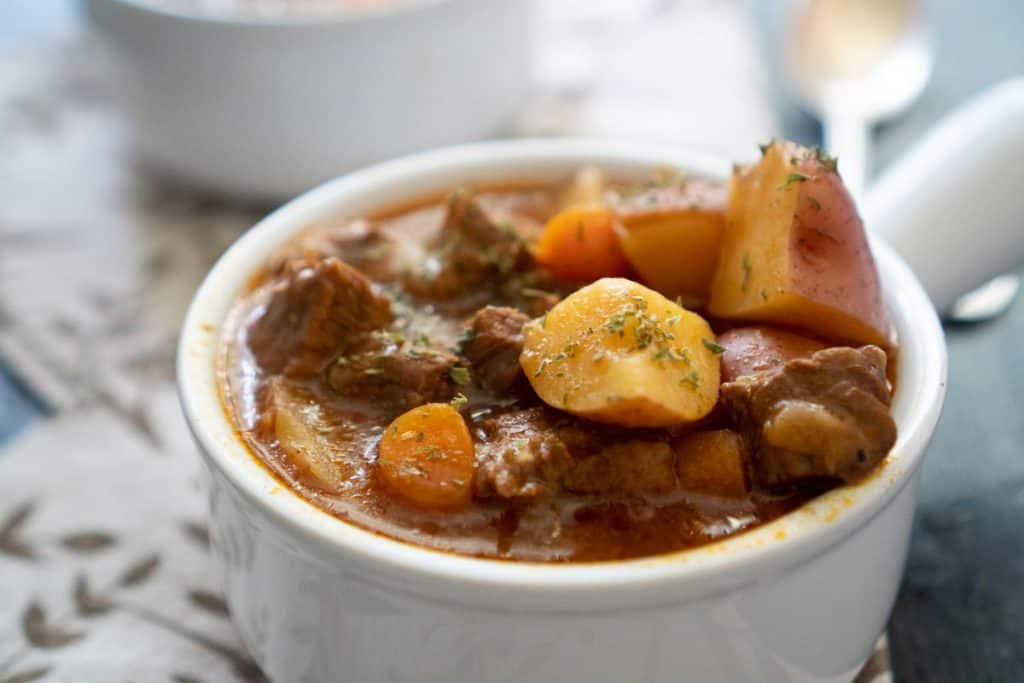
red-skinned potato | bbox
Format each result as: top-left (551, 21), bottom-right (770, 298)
top-left (708, 141), bottom-right (892, 347)
top-left (717, 326), bottom-right (826, 383)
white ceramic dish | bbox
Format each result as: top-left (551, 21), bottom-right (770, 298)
top-left (179, 139), bottom-right (948, 682)
top-left (84, 0), bottom-right (532, 199)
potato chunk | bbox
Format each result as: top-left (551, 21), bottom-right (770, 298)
top-left (674, 429), bottom-right (749, 498)
top-left (520, 278), bottom-right (721, 427)
top-left (613, 180), bottom-right (726, 306)
top-left (717, 326), bottom-right (826, 383)
top-left (377, 403), bottom-right (475, 510)
top-left (271, 379), bottom-right (348, 494)
top-left (708, 141), bottom-right (891, 347)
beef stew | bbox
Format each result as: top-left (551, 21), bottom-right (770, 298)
top-left (218, 141), bottom-right (897, 562)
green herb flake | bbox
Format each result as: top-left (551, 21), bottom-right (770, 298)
top-left (415, 432), bottom-right (425, 442)
top-left (807, 196), bottom-right (822, 211)
top-left (809, 146), bottom-right (839, 173)
top-left (777, 172), bottom-right (809, 190)
top-left (540, 313), bottom-right (548, 329)
top-left (761, 287), bottom-right (769, 301)
top-left (450, 392), bottom-right (469, 409)
top-left (741, 251), bottom-right (751, 291)
top-left (417, 334), bottom-right (431, 346)
top-left (680, 370), bottom-right (700, 389)
top-left (702, 338), bottom-right (726, 355)
top-left (758, 139), bottom-right (775, 156)
top-left (449, 367), bottom-right (472, 385)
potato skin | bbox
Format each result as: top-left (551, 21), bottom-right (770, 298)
top-left (708, 141), bottom-right (891, 348)
top-left (717, 326), bottom-right (826, 383)
top-left (613, 180), bottom-right (726, 306)
top-left (520, 278), bottom-right (721, 428)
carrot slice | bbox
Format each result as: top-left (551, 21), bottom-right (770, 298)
top-left (377, 403), bottom-right (475, 510)
top-left (533, 207), bottom-right (631, 282)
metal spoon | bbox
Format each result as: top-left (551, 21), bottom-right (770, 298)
top-left (779, 0), bottom-right (1019, 320)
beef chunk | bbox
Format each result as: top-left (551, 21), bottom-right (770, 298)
top-left (270, 219), bottom-right (395, 282)
top-left (563, 442), bottom-right (677, 494)
top-left (473, 409), bottom-right (577, 499)
top-left (472, 408), bottom-right (677, 499)
top-left (722, 346), bottom-right (896, 487)
top-left (249, 257), bottom-right (392, 376)
top-left (405, 191), bottom-right (534, 300)
top-left (461, 306), bottom-right (530, 393)
top-left (327, 332), bottom-right (458, 408)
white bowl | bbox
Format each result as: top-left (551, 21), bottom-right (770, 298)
top-left (178, 139), bottom-right (947, 682)
top-left (84, 0), bottom-right (533, 199)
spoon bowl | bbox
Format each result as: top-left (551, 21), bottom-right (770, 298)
top-left (781, 0), bottom-right (934, 200)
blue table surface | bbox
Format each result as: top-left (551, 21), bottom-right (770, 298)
top-left (2, 1), bottom-right (1023, 681)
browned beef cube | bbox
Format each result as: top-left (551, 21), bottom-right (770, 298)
top-left (461, 306), bottom-right (530, 393)
top-left (248, 257), bottom-right (392, 376)
top-left (722, 345), bottom-right (897, 486)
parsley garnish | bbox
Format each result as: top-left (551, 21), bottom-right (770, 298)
top-left (809, 146), bottom-right (839, 173)
top-left (807, 196), bottom-right (822, 211)
top-left (449, 367), bottom-right (471, 385)
top-left (778, 172), bottom-right (809, 190)
top-left (741, 251), bottom-right (751, 291)
top-left (702, 338), bottom-right (726, 355)
top-left (450, 393), bottom-right (468, 409)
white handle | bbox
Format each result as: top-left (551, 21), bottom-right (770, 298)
top-left (823, 114), bottom-right (869, 205)
top-left (862, 78), bottom-right (1024, 314)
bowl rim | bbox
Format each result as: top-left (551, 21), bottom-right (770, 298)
top-left (177, 138), bottom-right (947, 604)
top-left (92, 0), bottom-right (456, 27)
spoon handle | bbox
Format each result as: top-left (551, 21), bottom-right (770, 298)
top-left (823, 114), bottom-right (869, 204)
top-left (862, 78), bottom-right (1024, 314)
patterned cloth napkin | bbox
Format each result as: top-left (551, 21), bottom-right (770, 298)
top-left (0, 2), bottom-right (891, 681)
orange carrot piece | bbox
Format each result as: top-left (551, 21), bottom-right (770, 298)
top-left (533, 207), bottom-right (631, 282)
top-left (377, 403), bottom-right (475, 510)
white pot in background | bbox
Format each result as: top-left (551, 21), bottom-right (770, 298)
top-left (85, 0), bottom-right (533, 199)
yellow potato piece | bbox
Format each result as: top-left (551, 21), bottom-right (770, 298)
top-left (271, 379), bottom-right (348, 494)
top-left (674, 429), bottom-right (749, 498)
top-left (613, 180), bottom-right (726, 306)
top-left (520, 278), bottom-right (721, 427)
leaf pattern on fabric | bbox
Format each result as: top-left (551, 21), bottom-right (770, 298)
top-left (187, 590), bottom-right (230, 619)
top-left (60, 532), bottom-right (116, 553)
top-left (118, 554), bottom-right (161, 588)
top-left (0, 501), bottom-right (37, 560)
top-left (172, 674), bottom-right (208, 683)
top-left (0, 666), bottom-right (53, 683)
top-left (73, 575), bottom-right (114, 617)
top-left (22, 602), bottom-right (84, 649)
top-left (181, 522), bottom-right (211, 552)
